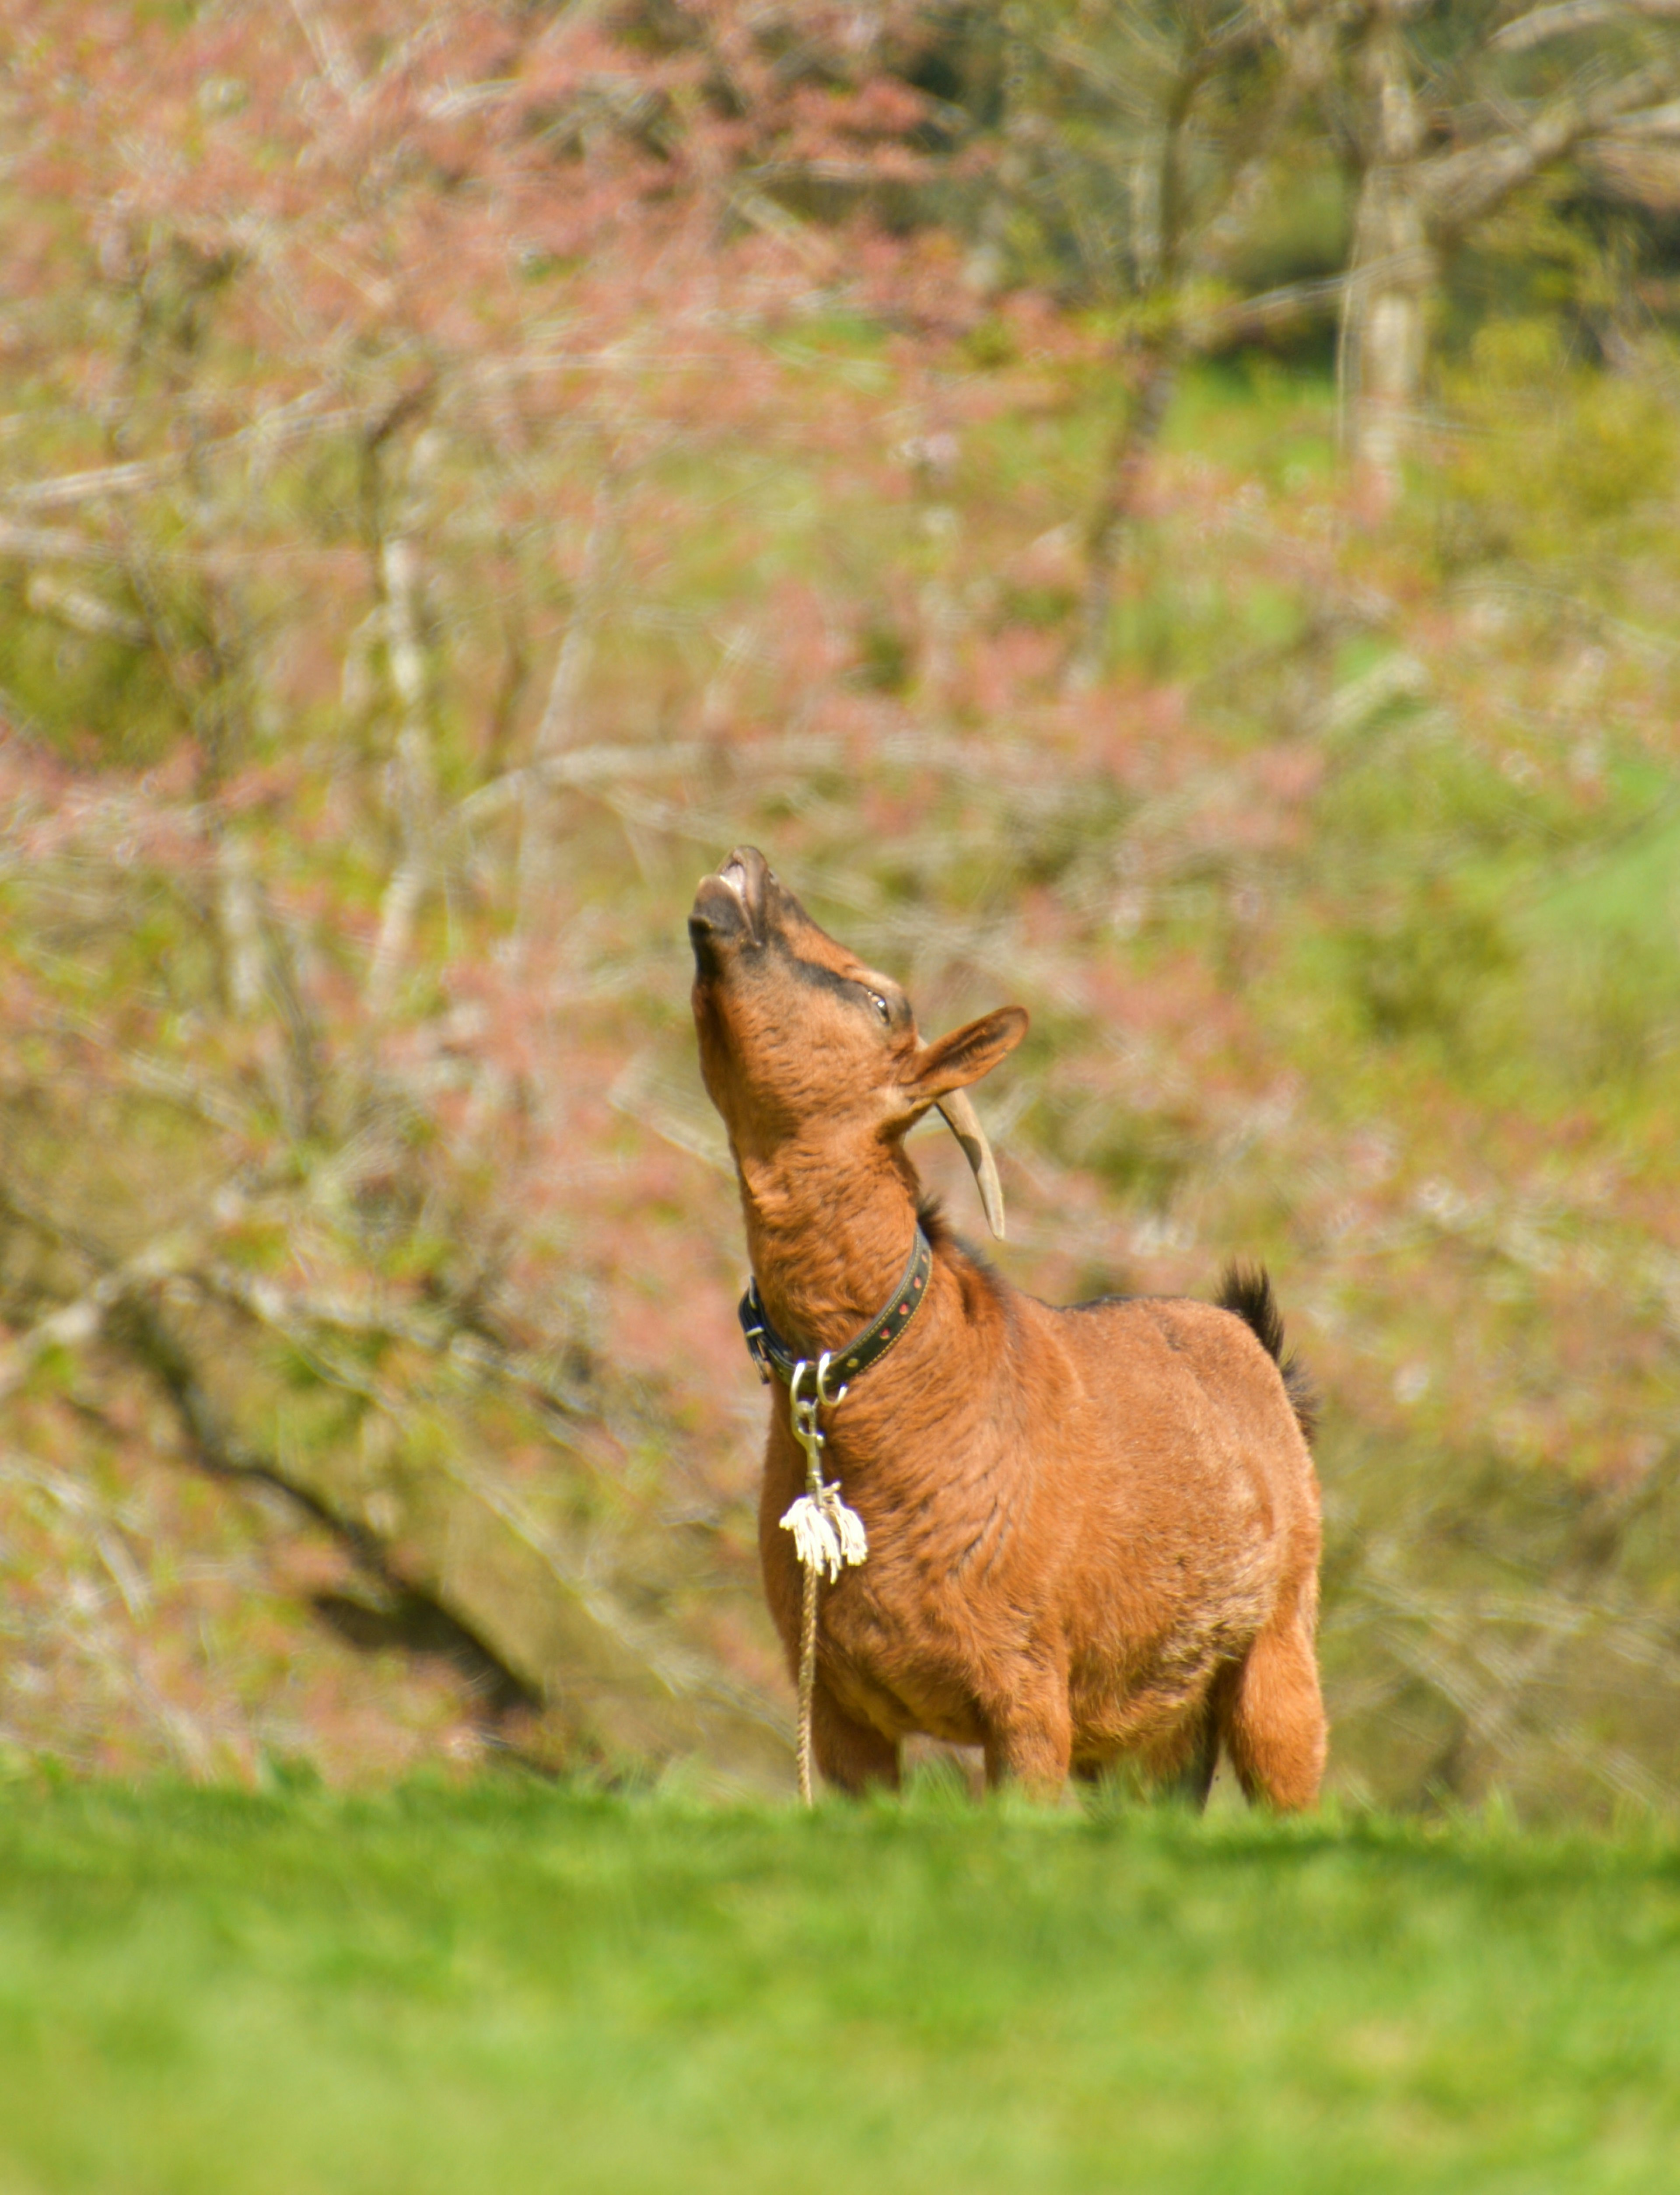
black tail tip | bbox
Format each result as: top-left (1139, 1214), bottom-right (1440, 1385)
top-left (1217, 1261), bottom-right (1319, 1445)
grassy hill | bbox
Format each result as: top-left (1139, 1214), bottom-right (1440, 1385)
top-left (2, 1779), bottom-right (1678, 2194)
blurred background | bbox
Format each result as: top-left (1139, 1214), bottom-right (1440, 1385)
top-left (2, 0), bottom-right (1679, 1819)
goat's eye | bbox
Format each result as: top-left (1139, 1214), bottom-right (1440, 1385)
top-left (867, 990), bottom-right (891, 1024)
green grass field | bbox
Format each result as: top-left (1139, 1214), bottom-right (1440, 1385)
top-left (1, 1782), bottom-right (1676, 2194)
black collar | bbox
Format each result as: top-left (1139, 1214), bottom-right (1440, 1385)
top-left (739, 1226), bottom-right (933, 1390)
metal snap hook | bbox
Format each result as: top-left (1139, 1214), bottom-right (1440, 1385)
top-left (814, 1350), bottom-right (850, 1410)
top-left (787, 1360), bottom-right (826, 1475)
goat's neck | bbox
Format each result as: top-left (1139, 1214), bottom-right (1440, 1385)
top-left (736, 1134), bottom-right (920, 1356)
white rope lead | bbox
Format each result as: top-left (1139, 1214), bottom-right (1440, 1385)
top-left (779, 1355), bottom-right (868, 1805)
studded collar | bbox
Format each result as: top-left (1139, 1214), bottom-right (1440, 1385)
top-left (738, 1225), bottom-right (933, 1391)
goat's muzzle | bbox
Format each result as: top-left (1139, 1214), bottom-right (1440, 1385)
top-left (690, 844), bottom-right (769, 961)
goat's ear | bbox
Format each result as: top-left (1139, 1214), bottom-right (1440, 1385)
top-left (903, 1006), bottom-right (1028, 1102)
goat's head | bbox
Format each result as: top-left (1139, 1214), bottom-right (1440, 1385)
top-left (689, 846), bottom-right (1027, 1236)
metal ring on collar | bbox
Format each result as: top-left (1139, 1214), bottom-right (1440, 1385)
top-left (816, 1351), bottom-right (849, 1408)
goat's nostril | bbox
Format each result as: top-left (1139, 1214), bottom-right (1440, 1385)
top-left (720, 857), bottom-right (748, 901)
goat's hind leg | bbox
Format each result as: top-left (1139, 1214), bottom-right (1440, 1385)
top-left (1157, 1710), bottom-right (1220, 1811)
top-left (1221, 1610), bottom-right (1326, 1813)
top-left (1125, 1684), bottom-right (1224, 1811)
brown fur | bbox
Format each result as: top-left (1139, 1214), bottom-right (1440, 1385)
top-left (690, 847), bottom-right (1327, 1807)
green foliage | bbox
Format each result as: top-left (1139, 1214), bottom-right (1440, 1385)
top-left (1438, 319), bottom-right (1680, 567)
top-left (850, 611), bottom-right (916, 693)
top-left (0, 583), bottom-right (180, 766)
top-left (1342, 885), bottom-right (1516, 1049)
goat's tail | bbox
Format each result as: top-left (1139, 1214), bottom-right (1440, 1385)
top-left (1218, 1263), bottom-right (1318, 1446)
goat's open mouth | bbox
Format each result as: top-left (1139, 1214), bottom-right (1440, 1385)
top-left (719, 854), bottom-right (749, 903)
top-left (690, 845), bottom-right (768, 955)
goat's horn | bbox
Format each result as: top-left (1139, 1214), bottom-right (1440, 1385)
top-left (936, 1089), bottom-right (1006, 1240)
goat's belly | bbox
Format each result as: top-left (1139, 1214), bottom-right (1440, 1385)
top-left (827, 1651), bottom-right (988, 1748)
top-left (1067, 1626), bottom-right (1225, 1752)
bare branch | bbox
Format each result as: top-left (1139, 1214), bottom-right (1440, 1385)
top-left (0, 1187), bottom-right (233, 1401)
top-left (365, 457), bottom-right (439, 1015)
top-left (286, 0), bottom-right (365, 107)
top-left (1591, 93), bottom-right (1680, 133)
top-left (187, 1259), bottom-right (597, 1422)
top-left (1494, 0), bottom-right (1680, 55)
top-left (2, 390), bottom-right (361, 514)
top-left (4, 452), bottom-right (182, 512)
top-left (1424, 57), bottom-right (1680, 233)
top-left (1200, 267), bottom-right (1354, 343)
top-left (460, 737), bottom-right (796, 829)
top-left (0, 517), bottom-right (119, 565)
top-left (24, 573), bottom-right (147, 646)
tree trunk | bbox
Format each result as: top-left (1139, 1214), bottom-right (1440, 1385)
top-left (1340, 9), bottom-right (1434, 498)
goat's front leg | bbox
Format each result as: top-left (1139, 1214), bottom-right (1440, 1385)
top-left (982, 1676), bottom-right (1072, 1799)
top-left (812, 1681), bottom-right (901, 1796)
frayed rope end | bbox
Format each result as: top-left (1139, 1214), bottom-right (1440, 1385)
top-left (780, 1486), bottom-right (868, 1582)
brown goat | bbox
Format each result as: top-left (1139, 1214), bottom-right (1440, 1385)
top-left (690, 846), bottom-right (1326, 1806)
